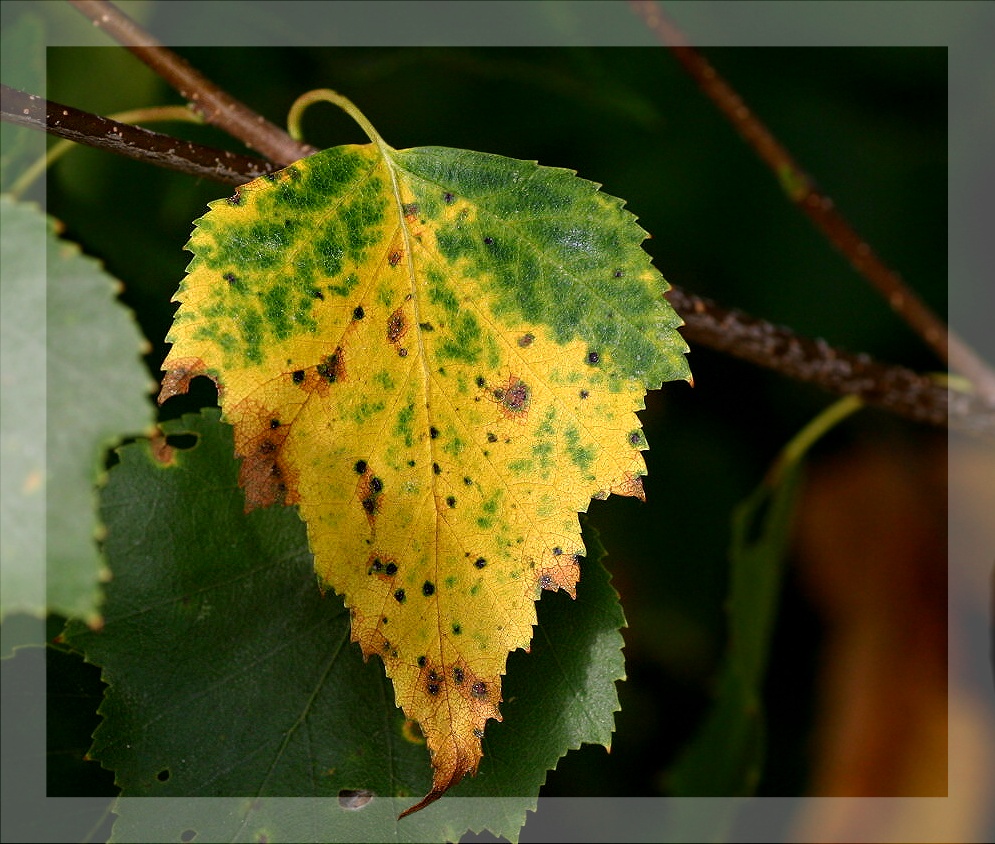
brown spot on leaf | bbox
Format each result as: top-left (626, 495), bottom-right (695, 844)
top-left (158, 357), bottom-right (212, 404)
top-left (387, 307), bottom-right (408, 345)
top-left (388, 249), bottom-right (403, 268)
top-left (610, 472), bottom-right (646, 502)
top-left (231, 400), bottom-right (298, 512)
top-left (316, 347), bottom-right (345, 384)
top-left (493, 375), bottom-right (530, 421)
top-left (150, 430), bottom-right (175, 465)
top-left (535, 553), bottom-right (581, 598)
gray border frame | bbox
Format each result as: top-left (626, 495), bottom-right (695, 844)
top-left (2, 1), bottom-right (993, 841)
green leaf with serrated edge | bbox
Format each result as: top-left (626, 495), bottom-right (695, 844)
top-left (0, 197), bottom-right (153, 623)
top-left (0, 11), bottom-right (45, 192)
top-left (64, 410), bottom-right (625, 844)
top-left (160, 107), bottom-right (688, 811)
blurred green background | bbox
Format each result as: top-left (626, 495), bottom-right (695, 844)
top-left (20, 14), bottom-right (947, 805)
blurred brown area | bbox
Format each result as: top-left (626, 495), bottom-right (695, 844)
top-left (791, 430), bottom-right (995, 841)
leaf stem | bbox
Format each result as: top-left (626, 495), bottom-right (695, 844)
top-left (67, 0), bottom-right (317, 165)
top-left (629, 0), bottom-right (995, 404)
top-left (287, 88), bottom-right (391, 152)
top-left (768, 395), bottom-right (863, 487)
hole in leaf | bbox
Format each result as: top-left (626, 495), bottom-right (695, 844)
top-left (165, 433), bottom-right (199, 451)
top-left (338, 789), bottom-right (374, 810)
top-left (156, 768), bottom-right (170, 782)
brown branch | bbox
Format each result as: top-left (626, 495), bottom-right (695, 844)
top-left (67, 0), bottom-right (317, 166)
top-left (1, 85), bottom-right (275, 185)
top-left (629, 0), bottom-right (995, 404)
top-left (667, 287), bottom-right (993, 439)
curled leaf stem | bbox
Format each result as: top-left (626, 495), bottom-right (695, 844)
top-left (287, 88), bottom-right (392, 153)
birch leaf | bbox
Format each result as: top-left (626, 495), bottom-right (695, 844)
top-left (160, 95), bottom-right (689, 814)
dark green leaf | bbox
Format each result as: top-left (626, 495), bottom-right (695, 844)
top-left (65, 409), bottom-right (625, 842)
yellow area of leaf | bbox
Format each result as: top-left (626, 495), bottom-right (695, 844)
top-left (161, 127), bottom-right (688, 813)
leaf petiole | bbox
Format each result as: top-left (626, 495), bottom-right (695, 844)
top-left (286, 88), bottom-right (392, 154)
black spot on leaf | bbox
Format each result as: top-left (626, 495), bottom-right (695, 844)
top-left (422, 581), bottom-right (435, 597)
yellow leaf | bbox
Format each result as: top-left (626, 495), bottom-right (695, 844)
top-left (160, 94), bottom-right (689, 814)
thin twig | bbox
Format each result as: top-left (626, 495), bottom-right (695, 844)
top-left (629, 0), bottom-right (995, 404)
top-left (667, 287), bottom-right (993, 439)
top-left (1, 85), bottom-right (276, 185)
top-left (67, 0), bottom-right (317, 166)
